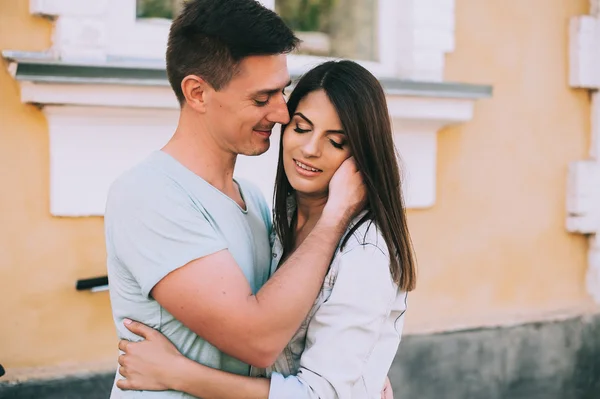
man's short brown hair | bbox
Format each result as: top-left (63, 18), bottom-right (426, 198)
top-left (166, 0), bottom-right (299, 105)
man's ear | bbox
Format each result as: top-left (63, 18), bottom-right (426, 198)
top-left (181, 75), bottom-right (211, 113)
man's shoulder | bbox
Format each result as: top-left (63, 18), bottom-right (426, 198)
top-left (110, 152), bottom-right (167, 191)
top-left (106, 153), bottom-right (188, 216)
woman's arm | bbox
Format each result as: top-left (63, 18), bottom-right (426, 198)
top-left (117, 319), bottom-right (270, 399)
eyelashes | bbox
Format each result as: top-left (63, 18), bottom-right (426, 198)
top-left (254, 89), bottom-right (287, 107)
top-left (293, 127), bottom-right (310, 134)
top-left (293, 125), bottom-right (345, 149)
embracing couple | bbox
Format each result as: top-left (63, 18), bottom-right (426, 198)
top-left (105, 0), bottom-right (417, 398)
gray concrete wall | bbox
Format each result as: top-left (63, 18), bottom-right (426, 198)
top-left (2, 314), bottom-right (599, 399)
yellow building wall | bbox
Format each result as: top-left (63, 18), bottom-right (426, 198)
top-left (0, 1), bottom-right (116, 379)
top-left (405, 0), bottom-right (595, 333)
top-left (0, 0), bottom-right (597, 380)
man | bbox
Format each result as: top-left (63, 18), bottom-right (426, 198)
top-left (105, 0), bottom-right (366, 397)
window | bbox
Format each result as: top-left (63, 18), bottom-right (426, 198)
top-left (276, 0), bottom-right (379, 62)
top-left (135, 0), bottom-right (380, 61)
top-left (136, 0), bottom-right (184, 20)
top-left (128, 0), bottom-right (396, 76)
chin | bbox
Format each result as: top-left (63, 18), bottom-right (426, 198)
top-left (288, 179), bottom-right (328, 197)
top-left (243, 142), bottom-right (270, 156)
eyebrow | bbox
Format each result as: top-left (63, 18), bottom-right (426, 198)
top-left (294, 112), bottom-right (345, 134)
top-left (254, 80), bottom-right (292, 96)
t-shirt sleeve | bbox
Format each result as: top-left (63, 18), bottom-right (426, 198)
top-left (105, 177), bottom-right (228, 298)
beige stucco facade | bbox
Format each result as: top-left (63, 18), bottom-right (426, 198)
top-left (406, 0), bottom-right (596, 333)
top-left (0, 1), bottom-right (116, 377)
top-left (0, 0), bottom-right (597, 381)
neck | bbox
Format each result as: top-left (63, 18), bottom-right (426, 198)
top-left (162, 109), bottom-right (236, 192)
top-left (295, 191), bottom-right (328, 230)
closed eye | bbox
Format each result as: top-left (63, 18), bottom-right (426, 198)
top-left (329, 139), bottom-right (345, 149)
top-left (254, 88), bottom-right (287, 107)
top-left (294, 124), bottom-right (310, 133)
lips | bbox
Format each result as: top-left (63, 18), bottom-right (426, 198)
top-left (294, 159), bottom-right (322, 173)
top-left (254, 129), bottom-right (272, 138)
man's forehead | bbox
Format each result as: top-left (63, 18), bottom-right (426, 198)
top-left (234, 55), bottom-right (290, 90)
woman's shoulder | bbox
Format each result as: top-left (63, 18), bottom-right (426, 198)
top-left (338, 212), bottom-right (389, 259)
top-left (330, 213), bottom-right (398, 295)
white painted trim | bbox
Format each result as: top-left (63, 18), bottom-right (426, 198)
top-left (39, 87), bottom-right (475, 216)
top-left (586, 234), bottom-right (600, 304)
top-left (569, 16), bottom-right (600, 89)
top-left (29, 0), bottom-right (457, 80)
top-left (567, 9), bottom-right (600, 302)
top-left (20, 82), bottom-right (178, 109)
top-left (592, 0), bottom-right (600, 18)
top-left (105, 1), bottom-right (171, 60)
top-left (45, 106), bottom-right (178, 216)
top-left (257, 0), bottom-right (275, 9)
top-left (394, 0), bottom-right (456, 81)
top-left (30, 0), bottom-right (109, 17)
top-left (18, 0), bottom-right (467, 216)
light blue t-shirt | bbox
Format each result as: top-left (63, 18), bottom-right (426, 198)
top-left (105, 151), bottom-right (273, 398)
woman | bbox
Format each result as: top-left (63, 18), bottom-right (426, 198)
top-left (116, 60), bottom-right (417, 398)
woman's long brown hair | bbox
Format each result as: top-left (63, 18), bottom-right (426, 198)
top-left (273, 60), bottom-right (416, 291)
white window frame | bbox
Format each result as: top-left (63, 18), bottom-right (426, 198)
top-left (279, 0), bottom-right (399, 77)
top-left (31, 0), bottom-right (454, 80)
top-left (108, 0), bottom-right (398, 76)
top-left (105, 0), bottom-right (399, 76)
top-left (105, 0), bottom-right (171, 60)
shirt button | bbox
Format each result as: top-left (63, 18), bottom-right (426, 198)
top-left (272, 253), bottom-right (277, 258)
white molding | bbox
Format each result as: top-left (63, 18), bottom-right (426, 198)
top-left (566, 159), bottom-right (600, 234)
top-left (19, 0), bottom-right (468, 216)
top-left (566, 92), bottom-right (600, 237)
top-left (30, 0), bottom-right (111, 61)
top-left (592, 0), bottom-right (600, 18)
top-left (257, 0), bottom-right (275, 9)
top-left (45, 106), bottom-right (178, 216)
top-left (35, 83), bottom-right (476, 216)
top-left (580, 0), bottom-right (600, 299)
top-left (569, 16), bottom-right (600, 89)
top-left (105, 2), bottom-right (171, 60)
top-left (586, 234), bottom-right (600, 303)
top-left (30, 0), bottom-right (109, 17)
top-left (567, 6), bottom-right (600, 302)
top-left (29, 0), bottom-right (457, 79)
top-left (20, 82), bottom-right (178, 109)
top-left (395, 0), bottom-right (456, 81)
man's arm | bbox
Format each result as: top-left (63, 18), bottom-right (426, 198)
top-left (152, 157), bottom-right (365, 368)
top-left (152, 212), bottom-right (346, 367)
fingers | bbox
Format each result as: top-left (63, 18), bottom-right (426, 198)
top-left (118, 339), bottom-right (129, 353)
top-left (116, 377), bottom-right (133, 391)
top-left (123, 318), bottom-right (153, 339)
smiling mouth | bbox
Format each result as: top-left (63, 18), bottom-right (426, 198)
top-left (254, 129), bottom-right (272, 138)
top-left (294, 159), bottom-right (322, 172)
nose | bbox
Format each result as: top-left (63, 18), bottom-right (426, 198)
top-left (267, 93), bottom-right (290, 125)
top-left (301, 134), bottom-right (321, 158)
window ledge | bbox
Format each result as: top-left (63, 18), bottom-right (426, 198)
top-left (4, 51), bottom-right (492, 100)
top-left (3, 50), bottom-right (492, 215)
